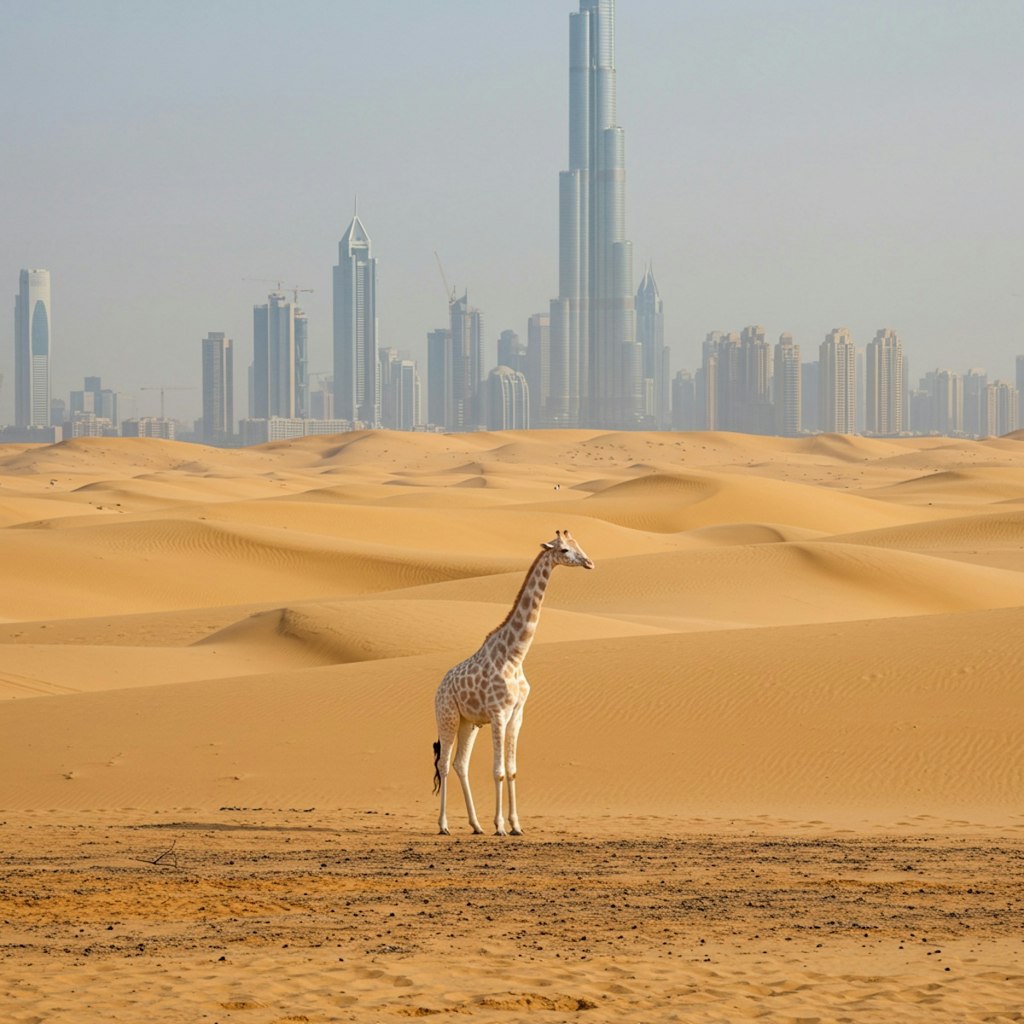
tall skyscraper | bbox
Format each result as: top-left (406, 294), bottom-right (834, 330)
top-left (931, 368), bottom-right (963, 436)
top-left (550, 0), bottom-right (636, 428)
top-left (739, 325), bottom-right (772, 434)
top-left (333, 212), bottom-right (379, 426)
top-left (201, 332), bottom-right (234, 443)
top-left (865, 328), bottom-right (905, 435)
top-left (450, 292), bottom-right (484, 430)
top-left (426, 327), bottom-right (452, 429)
top-left (700, 331), bottom-right (730, 429)
top-left (525, 313), bottom-right (551, 426)
top-left (14, 269), bottom-right (52, 428)
top-left (671, 369), bottom-right (697, 430)
top-left (773, 333), bottom-right (801, 436)
top-left (252, 292), bottom-right (297, 420)
top-left (819, 328), bottom-right (856, 434)
top-left (636, 265), bottom-right (667, 427)
top-left (963, 368), bottom-right (988, 436)
top-left (294, 307), bottom-right (309, 420)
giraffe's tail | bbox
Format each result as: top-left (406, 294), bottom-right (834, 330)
top-left (432, 740), bottom-right (442, 795)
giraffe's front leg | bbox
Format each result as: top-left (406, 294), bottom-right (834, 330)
top-left (453, 719), bottom-right (484, 834)
top-left (490, 716), bottom-right (508, 835)
top-left (505, 704), bottom-right (525, 836)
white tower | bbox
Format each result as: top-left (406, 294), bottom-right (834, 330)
top-left (14, 269), bottom-right (52, 427)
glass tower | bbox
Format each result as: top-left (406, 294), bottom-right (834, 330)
top-left (14, 269), bottom-right (52, 427)
top-left (333, 213), bottom-right (379, 426)
top-left (550, 0), bottom-right (635, 428)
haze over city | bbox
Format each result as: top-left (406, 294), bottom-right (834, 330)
top-left (3, 0), bottom-right (1022, 424)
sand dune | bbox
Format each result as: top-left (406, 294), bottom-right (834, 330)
top-left (2, 603), bottom-right (1021, 820)
top-left (577, 468), bottom-right (945, 533)
top-left (0, 427), bottom-right (1021, 819)
top-left (3, 429), bottom-right (1023, 1022)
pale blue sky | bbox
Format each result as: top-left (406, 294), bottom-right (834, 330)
top-left (3, 0), bottom-right (1022, 422)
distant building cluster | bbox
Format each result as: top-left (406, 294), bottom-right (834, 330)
top-left (669, 327), bottom-right (1020, 439)
top-left (6, 2), bottom-right (1021, 447)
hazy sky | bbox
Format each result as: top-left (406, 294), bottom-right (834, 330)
top-left (3, 0), bottom-right (1022, 423)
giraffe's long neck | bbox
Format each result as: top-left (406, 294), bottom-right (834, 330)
top-left (488, 549), bottom-right (556, 668)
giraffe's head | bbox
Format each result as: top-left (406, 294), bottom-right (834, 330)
top-left (541, 529), bottom-right (594, 570)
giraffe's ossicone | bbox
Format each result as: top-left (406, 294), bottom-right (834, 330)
top-left (432, 530), bottom-right (594, 836)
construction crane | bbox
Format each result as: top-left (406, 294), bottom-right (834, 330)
top-left (140, 385), bottom-right (196, 419)
top-left (242, 278), bottom-right (314, 305)
top-left (433, 252), bottom-right (456, 306)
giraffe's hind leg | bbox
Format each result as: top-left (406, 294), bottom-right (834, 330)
top-left (435, 707), bottom-right (459, 836)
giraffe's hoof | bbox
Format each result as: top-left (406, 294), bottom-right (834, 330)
top-left (494, 829), bottom-right (507, 837)
top-left (471, 826), bottom-right (485, 835)
top-left (439, 827), bottom-right (451, 836)
top-left (510, 828), bottom-right (523, 836)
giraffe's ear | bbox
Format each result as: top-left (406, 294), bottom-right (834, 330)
top-left (541, 541), bottom-right (555, 550)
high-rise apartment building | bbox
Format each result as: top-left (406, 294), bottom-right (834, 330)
top-left (699, 331), bottom-right (729, 429)
top-left (984, 380), bottom-right (1019, 436)
top-left (739, 325), bottom-right (772, 434)
top-left (497, 330), bottom-right (527, 376)
top-left (801, 361), bottom-right (820, 433)
top-left (333, 212), bottom-right (379, 426)
top-left (201, 332), bottom-right (234, 443)
top-left (963, 369), bottom-right (988, 436)
top-left (671, 369), bottom-right (697, 430)
top-left (818, 328), bottom-right (857, 434)
top-left (486, 366), bottom-right (530, 430)
top-left (550, 0), bottom-right (636, 428)
top-left (69, 376), bottom-right (118, 424)
top-left (379, 348), bottom-right (422, 431)
top-left (865, 328), bottom-right (904, 435)
top-left (773, 333), bottom-right (801, 436)
top-left (917, 368), bottom-right (964, 436)
top-left (526, 314), bottom-right (551, 426)
top-left (14, 269), bottom-right (52, 428)
top-left (252, 292), bottom-right (297, 420)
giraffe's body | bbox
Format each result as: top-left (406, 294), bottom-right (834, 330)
top-left (433, 530), bottom-right (594, 835)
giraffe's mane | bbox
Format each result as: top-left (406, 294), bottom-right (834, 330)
top-left (483, 548), bottom-right (550, 643)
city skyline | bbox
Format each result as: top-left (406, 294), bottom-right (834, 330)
top-left (10, 262), bottom-right (1022, 442)
top-left (3, 2), bottom-right (1023, 423)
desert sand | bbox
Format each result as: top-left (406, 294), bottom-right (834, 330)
top-left (1, 429), bottom-right (1022, 1022)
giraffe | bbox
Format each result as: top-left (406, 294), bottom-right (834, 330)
top-left (432, 529), bottom-right (594, 836)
